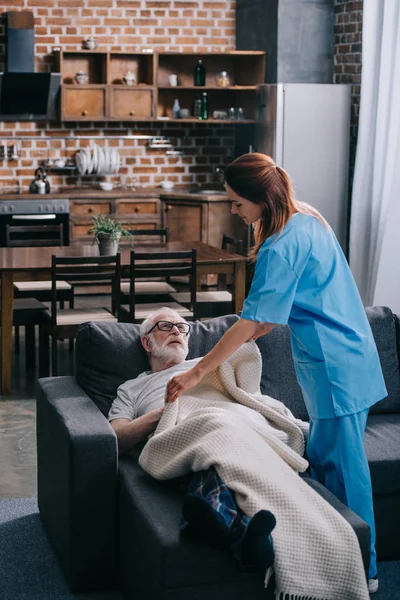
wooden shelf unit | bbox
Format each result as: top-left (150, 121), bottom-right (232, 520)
top-left (55, 50), bottom-right (265, 123)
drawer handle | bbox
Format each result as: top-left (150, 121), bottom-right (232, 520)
top-left (88, 208), bottom-right (93, 213)
top-left (166, 205), bottom-right (173, 211)
top-left (82, 110), bottom-right (88, 116)
top-left (134, 207), bottom-right (140, 213)
top-left (129, 110), bottom-right (135, 116)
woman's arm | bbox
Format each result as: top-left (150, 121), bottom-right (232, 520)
top-left (165, 317), bottom-right (275, 403)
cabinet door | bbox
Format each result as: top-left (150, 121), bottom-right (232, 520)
top-left (163, 201), bottom-right (203, 242)
top-left (62, 86), bottom-right (107, 120)
top-left (110, 88), bottom-right (153, 119)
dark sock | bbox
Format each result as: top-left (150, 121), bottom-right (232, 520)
top-left (181, 494), bottom-right (231, 548)
top-left (241, 509), bottom-right (276, 571)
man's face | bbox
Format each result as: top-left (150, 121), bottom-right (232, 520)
top-left (145, 317), bottom-right (189, 364)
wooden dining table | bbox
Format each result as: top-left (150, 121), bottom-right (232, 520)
top-left (0, 241), bottom-right (247, 395)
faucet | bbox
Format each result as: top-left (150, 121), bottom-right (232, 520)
top-left (215, 166), bottom-right (224, 180)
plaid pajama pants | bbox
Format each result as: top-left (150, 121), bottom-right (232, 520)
top-left (180, 467), bottom-right (251, 543)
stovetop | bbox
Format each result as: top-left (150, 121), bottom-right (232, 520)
top-left (0, 198), bottom-right (69, 214)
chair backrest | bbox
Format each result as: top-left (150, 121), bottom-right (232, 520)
top-left (6, 224), bottom-right (64, 247)
top-left (128, 228), bottom-right (169, 243)
top-left (128, 249), bottom-right (197, 322)
top-left (219, 233), bottom-right (244, 291)
top-left (221, 233), bottom-right (244, 256)
top-left (50, 254), bottom-right (121, 327)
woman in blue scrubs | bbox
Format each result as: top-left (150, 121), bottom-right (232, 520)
top-left (165, 152), bottom-right (386, 593)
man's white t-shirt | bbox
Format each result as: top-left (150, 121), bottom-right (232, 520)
top-left (108, 357), bottom-right (290, 446)
top-left (108, 358), bottom-right (202, 422)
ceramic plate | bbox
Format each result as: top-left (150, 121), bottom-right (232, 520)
top-left (97, 146), bottom-right (105, 174)
top-left (85, 146), bottom-right (93, 174)
top-left (76, 150), bottom-right (87, 175)
top-left (104, 148), bottom-right (112, 174)
top-left (92, 144), bottom-right (99, 173)
top-left (112, 149), bottom-right (120, 173)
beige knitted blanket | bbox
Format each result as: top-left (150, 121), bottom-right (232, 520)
top-left (139, 341), bottom-right (369, 600)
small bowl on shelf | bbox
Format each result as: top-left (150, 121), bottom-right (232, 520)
top-left (75, 71), bottom-right (89, 85)
top-left (160, 181), bottom-right (174, 191)
top-left (83, 37), bottom-right (98, 50)
top-left (99, 182), bottom-right (114, 191)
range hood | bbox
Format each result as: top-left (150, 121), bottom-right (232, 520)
top-left (0, 11), bottom-right (60, 121)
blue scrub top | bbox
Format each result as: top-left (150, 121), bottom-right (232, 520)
top-left (241, 213), bottom-right (387, 419)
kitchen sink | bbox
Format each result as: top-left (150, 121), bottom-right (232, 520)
top-left (197, 189), bottom-right (226, 195)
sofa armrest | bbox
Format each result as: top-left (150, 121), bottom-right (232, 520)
top-left (36, 376), bottom-right (118, 592)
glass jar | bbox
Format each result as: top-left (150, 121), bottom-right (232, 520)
top-left (216, 71), bottom-right (231, 88)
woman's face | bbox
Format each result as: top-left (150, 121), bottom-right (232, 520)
top-left (225, 183), bottom-right (263, 224)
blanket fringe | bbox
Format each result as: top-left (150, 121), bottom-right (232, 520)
top-left (274, 593), bottom-right (330, 600)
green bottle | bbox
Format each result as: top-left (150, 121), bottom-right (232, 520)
top-left (194, 60), bottom-right (206, 86)
top-left (199, 92), bottom-right (208, 120)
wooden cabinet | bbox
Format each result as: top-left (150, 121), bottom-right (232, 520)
top-left (156, 51), bottom-right (265, 123)
top-left (70, 196), bottom-right (160, 243)
top-left (54, 49), bottom-right (265, 123)
top-left (56, 50), bottom-right (155, 121)
top-left (163, 201), bottom-right (203, 242)
top-left (62, 86), bottom-right (107, 120)
top-left (161, 195), bottom-right (248, 285)
top-left (109, 87), bottom-right (153, 119)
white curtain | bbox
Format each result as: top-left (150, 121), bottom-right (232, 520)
top-left (349, 0), bottom-right (400, 309)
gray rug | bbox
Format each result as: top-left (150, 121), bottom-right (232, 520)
top-left (0, 497), bottom-right (122, 600)
top-left (0, 496), bottom-right (399, 599)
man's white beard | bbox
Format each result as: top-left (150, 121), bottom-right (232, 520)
top-left (148, 334), bottom-right (188, 364)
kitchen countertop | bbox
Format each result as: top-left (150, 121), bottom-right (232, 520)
top-left (0, 188), bottom-right (229, 202)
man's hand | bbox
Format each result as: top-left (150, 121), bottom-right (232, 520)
top-left (147, 407), bottom-right (165, 429)
top-left (165, 368), bottom-right (203, 403)
top-left (252, 322), bottom-right (275, 341)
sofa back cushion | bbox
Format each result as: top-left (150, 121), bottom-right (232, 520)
top-left (256, 326), bottom-right (309, 421)
top-left (76, 306), bottom-right (400, 419)
top-left (367, 306), bottom-right (400, 414)
top-left (76, 315), bottom-right (239, 417)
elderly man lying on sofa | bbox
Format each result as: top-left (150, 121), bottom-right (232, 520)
top-left (109, 306), bottom-right (277, 572)
top-left (109, 307), bottom-right (370, 600)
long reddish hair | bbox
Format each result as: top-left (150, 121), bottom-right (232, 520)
top-left (224, 153), bottom-right (326, 260)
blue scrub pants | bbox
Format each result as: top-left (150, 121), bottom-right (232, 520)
top-left (306, 408), bottom-right (377, 579)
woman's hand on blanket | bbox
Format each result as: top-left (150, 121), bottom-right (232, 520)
top-left (251, 322), bottom-right (275, 341)
top-left (165, 368), bottom-right (203, 403)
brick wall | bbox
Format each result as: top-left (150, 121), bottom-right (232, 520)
top-left (333, 0), bottom-right (363, 180)
top-left (0, 1), bottom-right (236, 193)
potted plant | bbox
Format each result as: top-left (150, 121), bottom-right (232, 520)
top-left (88, 215), bottom-right (132, 255)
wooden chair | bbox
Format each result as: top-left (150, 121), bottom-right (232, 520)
top-left (0, 297), bottom-right (48, 371)
top-left (9, 223), bottom-right (74, 349)
top-left (39, 254), bottom-right (121, 376)
top-left (11, 222), bottom-right (74, 308)
top-left (119, 249), bottom-right (197, 323)
top-left (120, 228), bottom-right (177, 300)
top-left (170, 233), bottom-right (244, 317)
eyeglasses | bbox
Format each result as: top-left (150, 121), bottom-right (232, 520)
top-left (146, 320), bottom-right (191, 335)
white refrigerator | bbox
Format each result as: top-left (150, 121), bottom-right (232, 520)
top-left (255, 83), bottom-right (352, 251)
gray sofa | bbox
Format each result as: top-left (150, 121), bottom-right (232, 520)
top-left (36, 306), bottom-right (400, 598)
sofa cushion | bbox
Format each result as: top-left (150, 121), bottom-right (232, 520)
top-left (75, 321), bottom-right (148, 417)
top-left (186, 314), bottom-right (239, 359)
top-left (256, 326), bottom-right (308, 421)
top-left (365, 413), bottom-right (400, 495)
top-left (366, 307), bottom-right (400, 414)
top-left (76, 315), bottom-right (239, 417)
